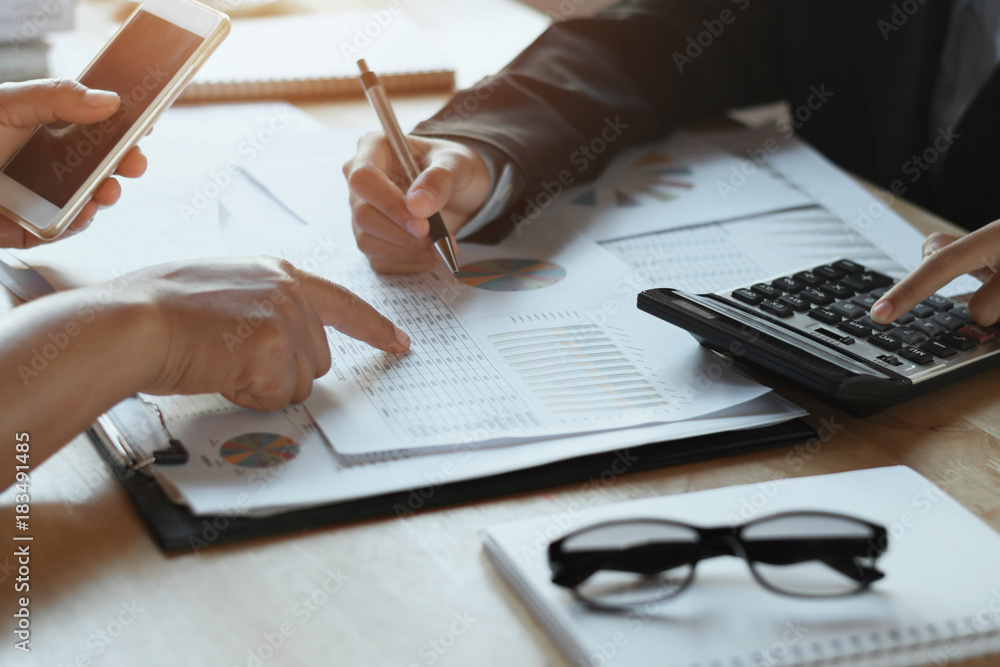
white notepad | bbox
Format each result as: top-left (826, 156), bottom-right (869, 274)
top-left (484, 466), bottom-right (1000, 666)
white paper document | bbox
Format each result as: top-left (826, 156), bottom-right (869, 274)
top-left (551, 132), bottom-right (814, 242)
top-left (290, 229), bottom-right (771, 461)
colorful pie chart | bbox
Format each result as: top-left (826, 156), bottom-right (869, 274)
top-left (220, 433), bottom-right (300, 468)
top-left (456, 259), bottom-right (567, 292)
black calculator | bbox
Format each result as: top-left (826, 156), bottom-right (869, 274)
top-left (637, 259), bottom-right (1000, 414)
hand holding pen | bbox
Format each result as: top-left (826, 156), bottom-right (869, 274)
top-left (357, 59), bottom-right (460, 274)
top-left (347, 60), bottom-right (492, 275)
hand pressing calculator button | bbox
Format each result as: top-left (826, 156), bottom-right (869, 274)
top-left (638, 258), bottom-right (1000, 414)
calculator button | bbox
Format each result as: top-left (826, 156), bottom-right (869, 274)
top-left (876, 354), bottom-right (903, 366)
top-left (839, 320), bottom-right (872, 337)
top-left (793, 270), bottom-right (825, 287)
top-left (759, 299), bottom-right (794, 318)
top-left (870, 333), bottom-right (902, 351)
top-left (869, 286), bottom-right (891, 299)
top-left (851, 294), bottom-right (878, 309)
top-left (908, 303), bottom-right (934, 319)
top-left (920, 340), bottom-right (958, 358)
top-left (911, 319), bottom-right (946, 338)
top-left (922, 295), bottom-right (954, 311)
top-left (814, 327), bottom-right (855, 345)
top-left (958, 325), bottom-right (997, 344)
top-left (950, 306), bottom-right (972, 325)
top-left (820, 281), bottom-right (855, 299)
top-left (808, 308), bottom-right (842, 324)
top-left (858, 315), bottom-right (893, 333)
top-left (841, 271), bottom-right (894, 291)
top-left (772, 276), bottom-right (805, 293)
top-left (833, 259), bottom-right (865, 274)
top-left (829, 301), bottom-right (867, 320)
top-left (732, 288), bottom-right (764, 305)
top-left (892, 312), bottom-right (915, 325)
top-left (888, 327), bottom-right (928, 345)
top-left (814, 264), bottom-right (847, 281)
top-left (800, 288), bottom-right (834, 305)
top-left (751, 283), bottom-right (783, 299)
top-left (899, 346), bottom-right (934, 365)
top-left (931, 312), bottom-right (965, 331)
top-left (939, 333), bottom-right (977, 351)
top-left (778, 294), bottom-right (810, 312)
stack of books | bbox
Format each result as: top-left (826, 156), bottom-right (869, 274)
top-left (0, 0), bottom-right (75, 83)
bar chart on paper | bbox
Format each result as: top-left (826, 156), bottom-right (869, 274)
top-left (488, 324), bottom-right (671, 415)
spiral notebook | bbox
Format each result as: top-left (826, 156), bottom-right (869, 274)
top-left (179, 11), bottom-right (454, 102)
top-left (484, 466), bottom-right (1000, 667)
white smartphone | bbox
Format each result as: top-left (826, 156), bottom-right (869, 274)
top-left (0, 0), bottom-right (230, 240)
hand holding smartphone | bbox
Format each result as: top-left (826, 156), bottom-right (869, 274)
top-left (0, 0), bottom-right (230, 240)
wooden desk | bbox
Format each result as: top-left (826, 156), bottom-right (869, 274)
top-left (2, 2), bottom-right (999, 666)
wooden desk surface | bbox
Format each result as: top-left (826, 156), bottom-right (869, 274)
top-left (2, 2), bottom-right (999, 666)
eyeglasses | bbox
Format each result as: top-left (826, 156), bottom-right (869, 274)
top-left (548, 511), bottom-right (888, 610)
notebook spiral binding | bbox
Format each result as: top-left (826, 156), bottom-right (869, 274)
top-left (716, 617), bottom-right (1000, 667)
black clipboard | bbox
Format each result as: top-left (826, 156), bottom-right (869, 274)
top-left (87, 412), bottom-right (817, 553)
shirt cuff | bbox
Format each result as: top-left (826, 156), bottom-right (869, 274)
top-left (456, 147), bottom-right (517, 240)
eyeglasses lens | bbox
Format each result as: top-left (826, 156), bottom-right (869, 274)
top-left (562, 521), bottom-right (699, 607)
top-left (742, 514), bottom-right (880, 596)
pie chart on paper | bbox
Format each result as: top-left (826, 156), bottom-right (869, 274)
top-left (456, 259), bottom-right (567, 292)
top-left (220, 433), bottom-right (300, 468)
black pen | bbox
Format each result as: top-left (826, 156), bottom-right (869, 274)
top-left (357, 59), bottom-right (460, 274)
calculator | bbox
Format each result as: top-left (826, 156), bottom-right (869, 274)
top-left (637, 259), bottom-right (1000, 414)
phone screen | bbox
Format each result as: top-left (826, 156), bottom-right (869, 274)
top-left (2, 10), bottom-right (203, 207)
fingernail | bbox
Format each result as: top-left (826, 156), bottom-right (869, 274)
top-left (871, 300), bottom-right (893, 323)
top-left (82, 89), bottom-right (120, 107)
top-left (405, 219), bottom-right (428, 237)
top-left (395, 328), bottom-right (411, 351)
top-left (409, 188), bottom-right (435, 215)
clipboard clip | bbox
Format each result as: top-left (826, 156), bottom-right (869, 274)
top-left (93, 397), bottom-right (190, 475)
top-left (139, 397), bottom-right (190, 466)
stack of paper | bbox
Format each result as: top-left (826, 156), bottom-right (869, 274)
top-left (7, 103), bottom-right (931, 517)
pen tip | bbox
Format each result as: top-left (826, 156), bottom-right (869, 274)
top-left (357, 59), bottom-right (369, 74)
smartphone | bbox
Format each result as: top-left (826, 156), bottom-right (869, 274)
top-left (0, 0), bottom-right (230, 240)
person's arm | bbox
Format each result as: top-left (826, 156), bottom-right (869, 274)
top-left (344, 0), bottom-right (785, 273)
top-left (870, 221), bottom-right (1000, 326)
top-left (413, 0), bottom-right (783, 238)
top-left (0, 257), bottom-right (410, 490)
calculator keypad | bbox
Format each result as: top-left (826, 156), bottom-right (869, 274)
top-left (723, 260), bottom-right (1000, 379)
